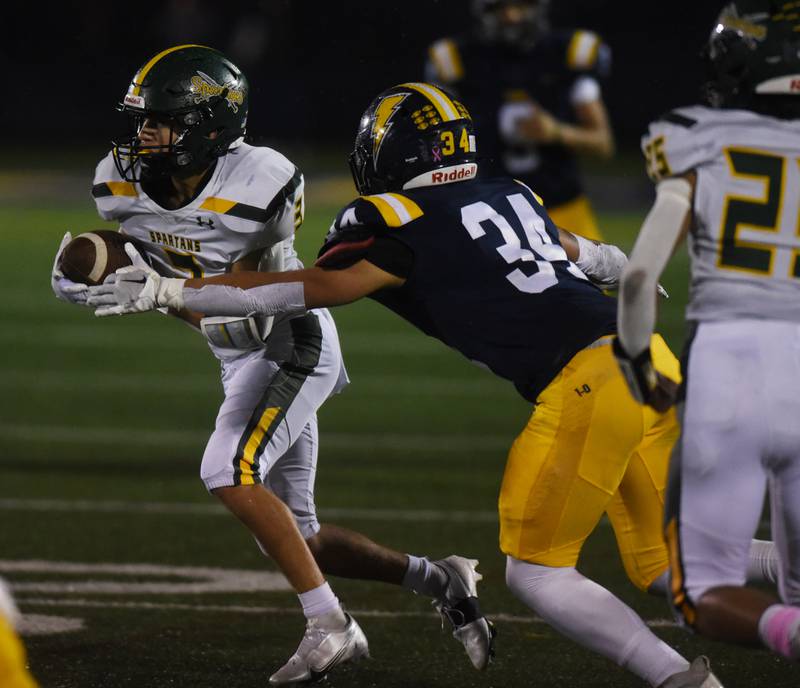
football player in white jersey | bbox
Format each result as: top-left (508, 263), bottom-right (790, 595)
top-left (50, 45), bottom-right (494, 683)
top-left (614, 0), bottom-right (800, 663)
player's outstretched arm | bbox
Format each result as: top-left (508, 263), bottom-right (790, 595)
top-left (87, 256), bottom-right (403, 317)
top-left (614, 174), bottom-right (694, 409)
top-left (183, 259), bottom-right (403, 315)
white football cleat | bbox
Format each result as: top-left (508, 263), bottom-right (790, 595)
top-left (658, 656), bottom-right (724, 688)
top-left (268, 613), bottom-right (369, 685)
top-left (432, 555), bottom-right (496, 671)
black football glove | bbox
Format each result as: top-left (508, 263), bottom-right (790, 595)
top-left (612, 337), bottom-right (658, 406)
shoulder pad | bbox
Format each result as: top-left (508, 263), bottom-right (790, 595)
top-left (316, 199), bottom-right (379, 268)
top-left (641, 106), bottom-right (715, 182)
top-left (512, 179), bottom-right (545, 207)
top-left (91, 151), bottom-right (138, 220)
top-left (359, 193), bottom-right (424, 228)
top-left (92, 151), bottom-right (136, 198)
top-left (427, 37), bottom-right (465, 84)
top-left (202, 146), bottom-right (303, 231)
top-left (206, 144), bottom-right (304, 230)
top-left (565, 30), bottom-right (610, 76)
top-left (317, 193), bottom-right (422, 268)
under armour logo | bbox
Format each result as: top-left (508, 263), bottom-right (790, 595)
top-left (195, 216), bottom-right (215, 228)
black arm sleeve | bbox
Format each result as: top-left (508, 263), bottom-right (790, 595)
top-left (363, 235), bottom-right (415, 279)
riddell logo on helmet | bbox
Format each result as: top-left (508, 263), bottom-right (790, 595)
top-left (124, 93), bottom-right (145, 109)
top-left (792, 79), bottom-right (800, 92)
top-left (431, 166), bottom-right (476, 183)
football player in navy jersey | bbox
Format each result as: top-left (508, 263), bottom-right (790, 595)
top-left (87, 81), bottom-right (734, 687)
top-left (425, 0), bottom-right (614, 240)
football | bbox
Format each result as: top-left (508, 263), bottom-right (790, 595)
top-left (58, 230), bottom-right (136, 286)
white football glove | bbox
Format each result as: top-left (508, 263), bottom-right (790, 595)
top-left (51, 231), bottom-right (90, 305)
top-left (87, 243), bottom-right (185, 316)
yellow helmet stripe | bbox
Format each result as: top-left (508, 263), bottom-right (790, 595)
top-left (400, 82), bottom-right (460, 122)
top-left (363, 193), bottom-right (423, 227)
top-left (131, 44), bottom-right (209, 96)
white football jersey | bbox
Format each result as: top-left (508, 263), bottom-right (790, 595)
top-left (93, 142), bottom-right (304, 277)
top-left (92, 143), bottom-right (306, 357)
top-left (642, 105), bottom-right (800, 323)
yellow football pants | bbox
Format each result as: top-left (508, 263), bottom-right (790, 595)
top-left (547, 195), bottom-right (603, 242)
top-left (499, 335), bottom-right (681, 591)
top-left (0, 615), bottom-right (37, 688)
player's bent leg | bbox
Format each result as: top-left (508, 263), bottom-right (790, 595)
top-left (214, 484), bottom-right (323, 591)
top-left (200, 313), bottom-right (369, 682)
top-left (665, 322), bottom-right (780, 651)
top-left (499, 341), bottom-right (712, 685)
top-left (212, 483), bottom-right (369, 685)
top-left (607, 338), bottom-right (678, 593)
top-left (505, 557), bottom-right (691, 687)
top-left (305, 527), bottom-right (495, 670)
top-left (649, 537), bottom-right (779, 599)
top-left (499, 339), bottom-right (646, 567)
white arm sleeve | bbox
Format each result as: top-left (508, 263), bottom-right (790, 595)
top-left (617, 177), bottom-right (692, 356)
top-left (182, 282), bottom-right (307, 317)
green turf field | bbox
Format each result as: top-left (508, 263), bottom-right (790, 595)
top-left (1, 189), bottom-right (796, 688)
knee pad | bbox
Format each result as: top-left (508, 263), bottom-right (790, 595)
top-left (505, 556), bottom-right (574, 600)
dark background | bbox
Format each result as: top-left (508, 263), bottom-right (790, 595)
top-left (4, 0), bottom-right (723, 160)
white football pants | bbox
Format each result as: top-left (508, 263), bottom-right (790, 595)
top-left (668, 319), bottom-right (800, 613)
top-left (200, 309), bottom-right (348, 538)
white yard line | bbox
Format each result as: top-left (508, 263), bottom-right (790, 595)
top-left (0, 424), bottom-right (511, 453)
top-left (0, 369), bottom-right (510, 397)
top-left (0, 497), bottom-right (499, 523)
top-left (0, 560), bottom-right (290, 594)
top-left (0, 328), bottom-right (449, 356)
top-left (15, 597), bottom-right (679, 629)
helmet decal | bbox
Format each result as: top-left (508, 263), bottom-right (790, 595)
top-left (717, 5), bottom-right (768, 41)
top-left (191, 70), bottom-right (245, 112)
top-left (372, 93), bottom-right (409, 164)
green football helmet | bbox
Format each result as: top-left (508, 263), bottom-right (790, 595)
top-left (705, 1), bottom-right (800, 117)
top-left (113, 44), bottom-right (249, 181)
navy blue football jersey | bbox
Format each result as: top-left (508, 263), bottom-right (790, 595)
top-left (426, 30), bottom-right (610, 208)
top-left (318, 177), bottom-right (617, 402)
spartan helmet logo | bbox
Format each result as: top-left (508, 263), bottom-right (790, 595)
top-left (371, 92), bottom-right (409, 165)
top-left (190, 70), bottom-right (245, 113)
